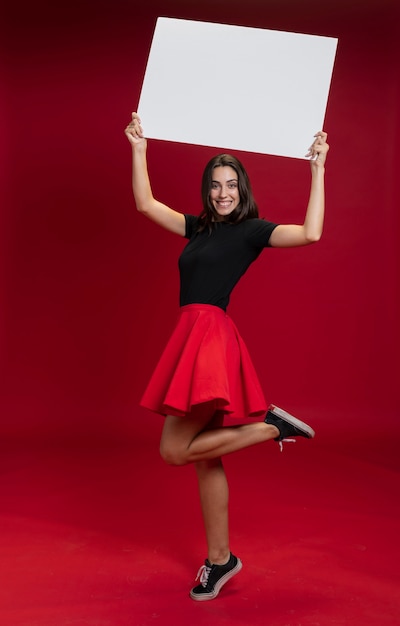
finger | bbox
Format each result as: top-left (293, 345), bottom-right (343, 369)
top-left (126, 120), bottom-right (143, 136)
top-left (305, 131), bottom-right (328, 157)
top-left (314, 131), bottom-right (327, 142)
top-left (309, 135), bottom-right (325, 155)
top-left (308, 135), bottom-right (321, 151)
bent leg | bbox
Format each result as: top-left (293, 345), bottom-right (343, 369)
top-left (160, 405), bottom-right (279, 466)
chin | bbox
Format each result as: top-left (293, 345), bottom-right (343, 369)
top-left (216, 209), bottom-right (235, 217)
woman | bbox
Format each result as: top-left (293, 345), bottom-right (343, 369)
top-left (125, 112), bottom-right (329, 601)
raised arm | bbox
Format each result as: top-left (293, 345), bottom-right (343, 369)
top-left (124, 113), bottom-right (186, 236)
top-left (269, 131), bottom-right (329, 248)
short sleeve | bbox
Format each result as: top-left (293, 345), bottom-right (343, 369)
top-left (244, 218), bottom-right (279, 248)
top-left (184, 214), bottom-right (200, 239)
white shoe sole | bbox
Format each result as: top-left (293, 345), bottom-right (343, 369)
top-left (189, 558), bottom-right (243, 601)
top-left (269, 404), bottom-right (315, 439)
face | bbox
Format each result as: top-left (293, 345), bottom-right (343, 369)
top-left (210, 166), bottom-right (240, 217)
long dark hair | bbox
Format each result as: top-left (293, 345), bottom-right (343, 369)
top-left (198, 154), bottom-right (259, 232)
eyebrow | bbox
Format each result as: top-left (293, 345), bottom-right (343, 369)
top-left (211, 178), bottom-right (238, 183)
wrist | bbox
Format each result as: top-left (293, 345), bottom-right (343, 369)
top-left (311, 163), bottom-right (325, 176)
top-left (131, 139), bottom-right (147, 154)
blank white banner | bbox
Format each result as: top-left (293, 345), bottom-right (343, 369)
top-left (138, 18), bottom-right (338, 159)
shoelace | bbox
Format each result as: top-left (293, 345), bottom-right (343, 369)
top-left (278, 437), bottom-right (296, 452)
top-left (195, 564), bottom-right (212, 587)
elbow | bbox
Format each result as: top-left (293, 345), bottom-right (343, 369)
top-left (135, 199), bottom-right (151, 215)
top-left (134, 193), bottom-right (155, 216)
top-left (305, 230), bottom-right (322, 244)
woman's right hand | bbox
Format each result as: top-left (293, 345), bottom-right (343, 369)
top-left (125, 112), bottom-right (146, 147)
top-left (124, 111), bottom-right (185, 236)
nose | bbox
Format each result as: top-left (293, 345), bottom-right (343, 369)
top-left (218, 185), bottom-right (228, 198)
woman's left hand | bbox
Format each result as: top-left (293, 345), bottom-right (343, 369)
top-left (306, 131), bottom-right (329, 168)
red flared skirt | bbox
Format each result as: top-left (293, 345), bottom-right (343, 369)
top-left (140, 304), bottom-right (267, 419)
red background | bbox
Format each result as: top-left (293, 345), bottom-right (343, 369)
top-left (1, 3), bottom-right (399, 624)
top-left (1, 0), bottom-right (399, 443)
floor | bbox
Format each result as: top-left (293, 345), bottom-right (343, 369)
top-left (0, 423), bottom-right (399, 626)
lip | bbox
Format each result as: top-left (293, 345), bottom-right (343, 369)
top-left (216, 201), bottom-right (232, 208)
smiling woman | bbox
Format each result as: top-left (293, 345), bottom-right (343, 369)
top-left (125, 111), bottom-right (328, 601)
top-left (200, 153), bottom-right (259, 229)
top-left (210, 168), bottom-right (240, 216)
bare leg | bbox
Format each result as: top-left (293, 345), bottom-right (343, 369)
top-left (159, 407), bottom-right (278, 568)
top-left (196, 457), bottom-right (230, 565)
top-left (160, 407), bottom-right (279, 466)
top-left (193, 412), bottom-right (230, 564)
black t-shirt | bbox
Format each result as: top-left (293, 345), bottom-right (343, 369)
top-left (179, 215), bottom-right (279, 310)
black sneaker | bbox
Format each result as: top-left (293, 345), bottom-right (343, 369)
top-left (265, 404), bottom-right (315, 450)
top-left (189, 553), bottom-right (242, 601)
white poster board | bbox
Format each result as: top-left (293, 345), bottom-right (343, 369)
top-left (138, 18), bottom-right (337, 159)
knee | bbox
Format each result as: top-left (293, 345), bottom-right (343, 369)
top-left (159, 441), bottom-right (187, 466)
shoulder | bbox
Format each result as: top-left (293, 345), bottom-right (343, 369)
top-left (184, 214), bottom-right (201, 238)
top-left (243, 218), bottom-right (279, 247)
